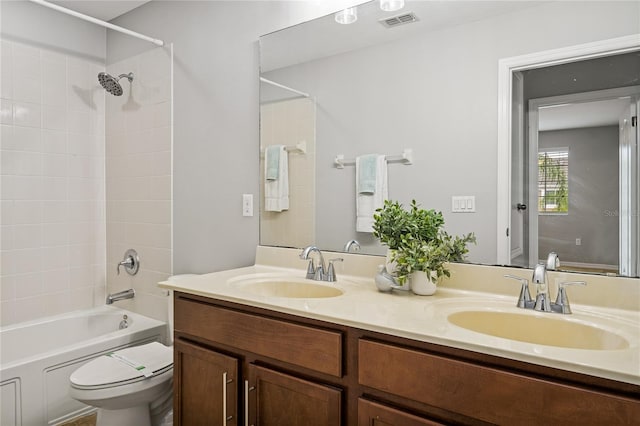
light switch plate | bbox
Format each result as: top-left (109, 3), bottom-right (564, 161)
top-left (452, 196), bottom-right (476, 213)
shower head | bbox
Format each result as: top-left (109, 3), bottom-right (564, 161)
top-left (98, 72), bottom-right (134, 96)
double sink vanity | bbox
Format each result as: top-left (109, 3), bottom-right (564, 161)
top-left (160, 246), bottom-right (640, 425)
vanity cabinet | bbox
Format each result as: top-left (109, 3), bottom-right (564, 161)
top-left (247, 364), bottom-right (342, 425)
top-left (173, 292), bottom-right (346, 426)
top-left (173, 292), bottom-right (639, 426)
top-left (357, 398), bottom-right (443, 426)
top-left (358, 339), bottom-right (639, 425)
top-left (173, 339), bottom-right (238, 425)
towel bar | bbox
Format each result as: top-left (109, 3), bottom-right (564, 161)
top-left (334, 148), bottom-right (413, 169)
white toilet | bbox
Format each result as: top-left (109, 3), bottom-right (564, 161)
top-left (69, 275), bottom-right (196, 426)
top-left (69, 342), bottom-right (173, 426)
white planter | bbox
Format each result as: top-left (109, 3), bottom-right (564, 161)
top-left (410, 271), bottom-right (438, 296)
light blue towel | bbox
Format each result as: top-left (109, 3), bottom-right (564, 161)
top-left (357, 154), bottom-right (379, 194)
top-left (266, 145), bottom-right (282, 181)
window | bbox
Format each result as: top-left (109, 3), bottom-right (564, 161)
top-left (538, 149), bottom-right (568, 213)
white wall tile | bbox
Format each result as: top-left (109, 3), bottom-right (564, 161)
top-left (42, 59), bottom-right (67, 107)
top-left (1, 41), bottom-right (14, 100)
top-left (70, 266), bottom-right (93, 289)
top-left (0, 275), bottom-right (16, 301)
top-left (1, 225), bottom-right (13, 250)
top-left (12, 224), bottom-right (41, 249)
top-left (42, 153), bottom-right (68, 177)
top-left (0, 125), bottom-right (13, 150)
top-left (46, 268), bottom-right (70, 293)
top-left (41, 130), bottom-right (66, 153)
top-left (43, 222), bottom-right (68, 246)
top-left (12, 200), bottom-right (42, 224)
top-left (13, 74), bottom-right (41, 104)
top-left (14, 101), bottom-right (41, 128)
top-left (13, 248), bottom-right (42, 274)
top-left (42, 200), bottom-right (67, 223)
top-left (0, 40), bottom-right (107, 326)
top-left (42, 176), bottom-right (67, 200)
top-left (1, 99), bottom-right (14, 125)
top-left (14, 272), bottom-right (43, 298)
top-left (41, 246), bottom-right (69, 270)
top-left (1, 151), bottom-right (42, 176)
top-left (68, 110), bottom-right (91, 134)
top-left (42, 106), bottom-right (67, 131)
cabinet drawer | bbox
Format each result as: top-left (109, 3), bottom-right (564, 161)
top-left (358, 398), bottom-right (443, 426)
top-left (175, 296), bottom-right (342, 377)
top-left (359, 339), bottom-right (640, 425)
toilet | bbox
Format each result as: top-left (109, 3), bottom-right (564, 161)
top-left (69, 275), bottom-right (197, 426)
top-left (69, 342), bottom-right (173, 426)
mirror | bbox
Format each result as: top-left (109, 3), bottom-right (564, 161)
top-left (259, 0), bottom-right (640, 277)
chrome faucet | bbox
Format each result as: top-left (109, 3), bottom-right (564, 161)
top-left (299, 246), bottom-right (343, 282)
top-left (505, 253), bottom-right (585, 314)
top-left (532, 263), bottom-right (552, 312)
top-left (343, 240), bottom-right (361, 253)
top-left (106, 288), bottom-right (135, 305)
top-left (300, 246), bottom-right (326, 280)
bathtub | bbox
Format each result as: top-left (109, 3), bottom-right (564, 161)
top-left (0, 306), bottom-right (167, 426)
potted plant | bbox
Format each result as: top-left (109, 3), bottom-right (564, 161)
top-left (394, 231), bottom-right (475, 295)
top-left (372, 200), bottom-right (410, 274)
top-left (373, 200), bottom-right (447, 275)
top-left (374, 199), bottom-right (475, 295)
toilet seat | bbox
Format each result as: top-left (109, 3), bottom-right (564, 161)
top-left (71, 342), bottom-right (173, 390)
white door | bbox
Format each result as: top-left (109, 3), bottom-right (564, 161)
top-left (510, 72), bottom-right (526, 265)
top-left (619, 100), bottom-right (638, 276)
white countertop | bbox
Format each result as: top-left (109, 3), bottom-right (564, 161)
top-left (160, 248), bottom-right (640, 386)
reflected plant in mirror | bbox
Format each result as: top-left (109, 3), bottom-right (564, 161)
top-left (259, 0), bottom-right (640, 277)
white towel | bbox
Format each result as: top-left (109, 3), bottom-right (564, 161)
top-left (264, 145), bottom-right (289, 212)
top-left (356, 154), bottom-right (387, 232)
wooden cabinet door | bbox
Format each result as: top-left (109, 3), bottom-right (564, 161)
top-left (247, 364), bottom-right (341, 426)
top-left (174, 339), bottom-right (238, 426)
top-left (358, 399), bottom-right (443, 426)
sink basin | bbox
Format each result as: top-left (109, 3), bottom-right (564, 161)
top-left (448, 310), bottom-right (629, 350)
top-left (235, 278), bottom-right (344, 299)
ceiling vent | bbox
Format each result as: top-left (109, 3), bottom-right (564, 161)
top-left (379, 12), bottom-right (419, 28)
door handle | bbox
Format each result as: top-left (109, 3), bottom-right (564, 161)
top-left (517, 203), bottom-right (527, 211)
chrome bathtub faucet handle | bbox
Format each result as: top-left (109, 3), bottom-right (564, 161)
top-left (117, 249), bottom-right (140, 276)
top-left (552, 281), bottom-right (586, 314)
top-left (504, 274), bottom-right (533, 309)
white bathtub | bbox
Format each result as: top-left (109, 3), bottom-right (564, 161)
top-left (0, 306), bottom-right (167, 426)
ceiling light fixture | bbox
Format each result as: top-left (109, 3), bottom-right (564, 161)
top-left (380, 0), bottom-right (405, 12)
top-left (335, 7), bottom-right (358, 24)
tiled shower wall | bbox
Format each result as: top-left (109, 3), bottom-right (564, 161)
top-left (260, 97), bottom-right (315, 248)
top-left (105, 47), bottom-right (172, 323)
top-left (0, 39), bottom-right (106, 325)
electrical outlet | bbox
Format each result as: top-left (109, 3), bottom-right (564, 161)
top-left (575, 238), bottom-right (581, 246)
top-left (242, 194), bottom-right (253, 217)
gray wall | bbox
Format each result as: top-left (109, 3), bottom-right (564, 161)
top-left (108, 1), bottom-right (345, 273)
top-left (0, 0), bottom-right (105, 61)
top-left (538, 126), bottom-right (619, 266)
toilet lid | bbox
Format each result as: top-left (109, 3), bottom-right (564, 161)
top-left (70, 342), bottom-right (173, 389)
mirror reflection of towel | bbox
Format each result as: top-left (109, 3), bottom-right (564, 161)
top-left (356, 154), bottom-right (387, 232)
top-left (265, 145), bottom-right (281, 181)
top-left (265, 145), bottom-right (289, 212)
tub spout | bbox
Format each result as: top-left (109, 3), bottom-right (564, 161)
top-left (106, 288), bottom-right (135, 305)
